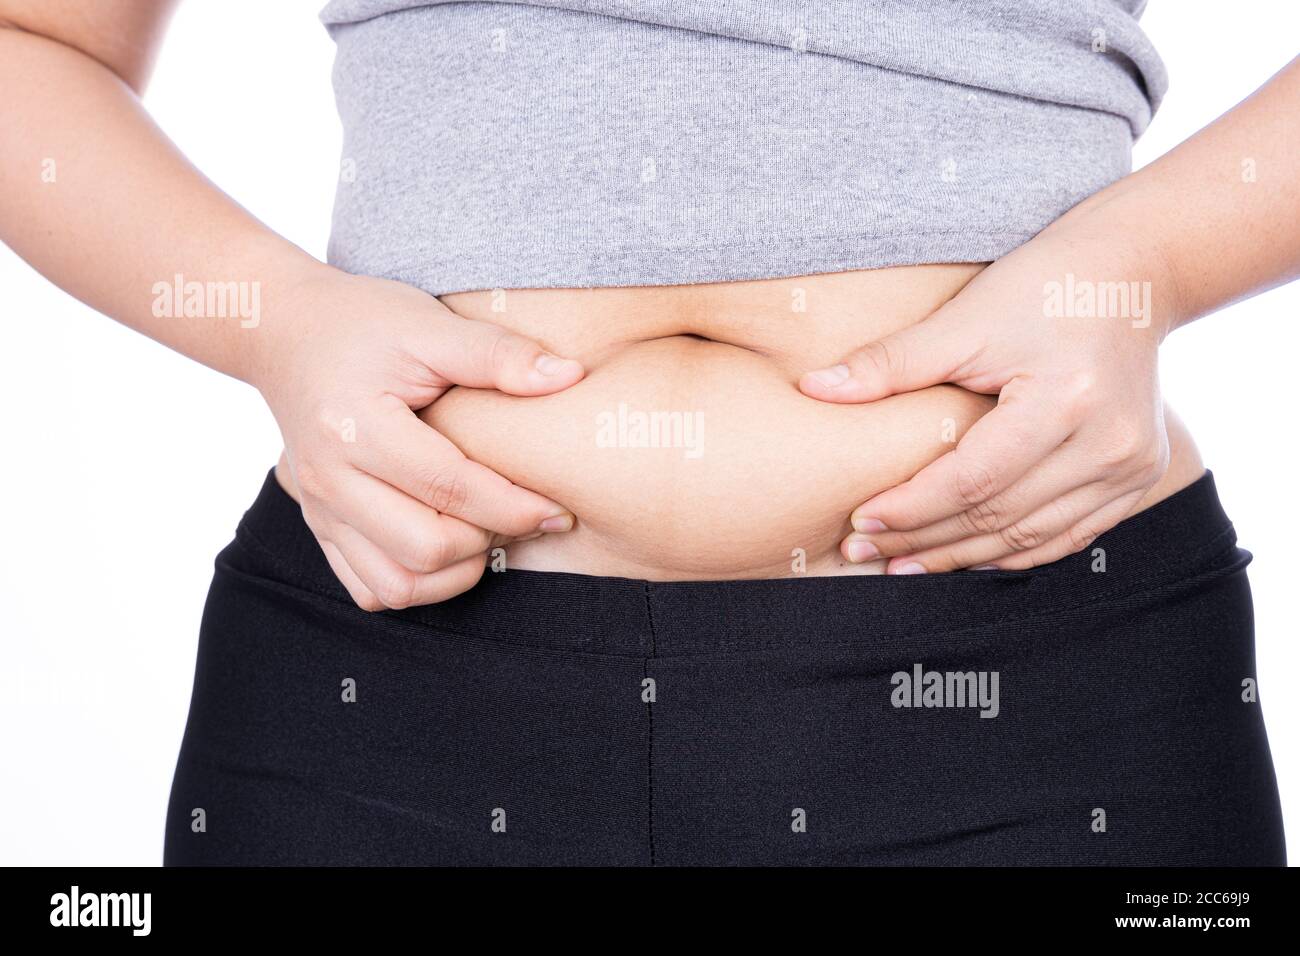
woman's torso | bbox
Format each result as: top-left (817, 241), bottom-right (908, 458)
top-left (306, 1), bottom-right (1198, 581)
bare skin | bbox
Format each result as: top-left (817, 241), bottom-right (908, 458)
top-left (1, 3), bottom-right (1296, 601)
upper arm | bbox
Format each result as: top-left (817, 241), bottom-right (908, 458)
top-left (0, 0), bottom-right (181, 93)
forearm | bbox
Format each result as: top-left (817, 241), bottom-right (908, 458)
top-left (0, 21), bottom-right (327, 388)
top-left (1050, 55), bottom-right (1300, 335)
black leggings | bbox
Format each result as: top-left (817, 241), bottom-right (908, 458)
top-left (164, 469), bottom-right (1285, 865)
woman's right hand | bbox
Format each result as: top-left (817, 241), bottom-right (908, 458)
top-left (256, 268), bottom-right (585, 610)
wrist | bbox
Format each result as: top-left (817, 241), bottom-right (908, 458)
top-left (1042, 184), bottom-right (1187, 342)
top-left (240, 255), bottom-right (342, 394)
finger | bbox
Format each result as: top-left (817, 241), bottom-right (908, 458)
top-left (328, 468), bottom-right (495, 574)
top-left (881, 481), bottom-right (1128, 574)
top-left (419, 311), bottom-right (584, 396)
top-left (851, 385), bottom-right (1072, 533)
top-left (319, 537), bottom-right (383, 610)
top-left (844, 442), bottom-right (1104, 560)
top-left (798, 310), bottom-right (978, 403)
top-left (356, 400), bottom-right (575, 537)
top-left (984, 493), bottom-right (1143, 572)
top-left (327, 523), bottom-right (488, 609)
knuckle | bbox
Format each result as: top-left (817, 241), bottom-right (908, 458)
top-left (1100, 420), bottom-right (1147, 467)
top-left (879, 530), bottom-right (921, 556)
top-left (952, 458), bottom-right (999, 507)
top-left (1066, 523), bottom-right (1100, 553)
top-left (293, 459), bottom-right (329, 500)
top-left (312, 405), bottom-right (353, 449)
top-left (373, 571), bottom-right (417, 610)
top-left (486, 328), bottom-right (527, 373)
top-left (418, 469), bottom-right (471, 515)
top-left (927, 553), bottom-right (960, 573)
top-left (414, 534), bottom-right (451, 573)
top-left (999, 518), bottom-right (1043, 552)
top-left (849, 339), bottom-right (900, 381)
top-left (961, 496), bottom-right (1003, 535)
top-left (1060, 370), bottom-right (1101, 417)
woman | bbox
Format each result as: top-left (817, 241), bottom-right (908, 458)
top-left (0, 0), bottom-right (1291, 865)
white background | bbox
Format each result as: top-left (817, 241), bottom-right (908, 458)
top-left (1, 1), bottom-right (1297, 865)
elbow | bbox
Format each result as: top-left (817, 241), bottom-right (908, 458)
top-left (0, 5), bottom-right (174, 97)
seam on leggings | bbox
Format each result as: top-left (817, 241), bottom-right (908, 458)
top-left (643, 583), bottom-right (657, 867)
top-left (645, 661), bottom-right (656, 868)
top-left (642, 584), bottom-right (659, 658)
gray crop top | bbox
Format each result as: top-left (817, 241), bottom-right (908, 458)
top-left (317, 1), bottom-right (1167, 294)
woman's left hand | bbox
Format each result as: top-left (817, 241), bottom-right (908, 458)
top-left (799, 224), bottom-right (1178, 573)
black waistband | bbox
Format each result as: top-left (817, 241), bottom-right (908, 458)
top-left (233, 469), bottom-right (1241, 658)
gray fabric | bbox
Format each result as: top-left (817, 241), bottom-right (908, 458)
top-left (318, 1), bottom-right (1166, 294)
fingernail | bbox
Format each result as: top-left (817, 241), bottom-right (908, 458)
top-left (852, 516), bottom-right (887, 534)
top-left (845, 536), bottom-right (879, 563)
top-left (971, 564), bottom-right (999, 571)
top-left (535, 353), bottom-right (579, 376)
top-left (538, 513), bottom-right (574, 533)
top-left (807, 364), bottom-right (851, 388)
top-left (889, 561), bottom-right (927, 575)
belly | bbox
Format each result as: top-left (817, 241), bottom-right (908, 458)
top-left (423, 265), bottom-right (1201, 580)
top-left (425, 266), bottom-right (996, 579)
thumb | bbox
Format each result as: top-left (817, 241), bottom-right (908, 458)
top-left (423, 311), bottom-right (585, 396)
top-left (799, 310), bottom-right (972, 403)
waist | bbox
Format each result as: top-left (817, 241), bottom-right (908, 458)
top-left (237, 465), bottom-right (1240, 653)
top-left (423, 265), bottom-right (1203, 580)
